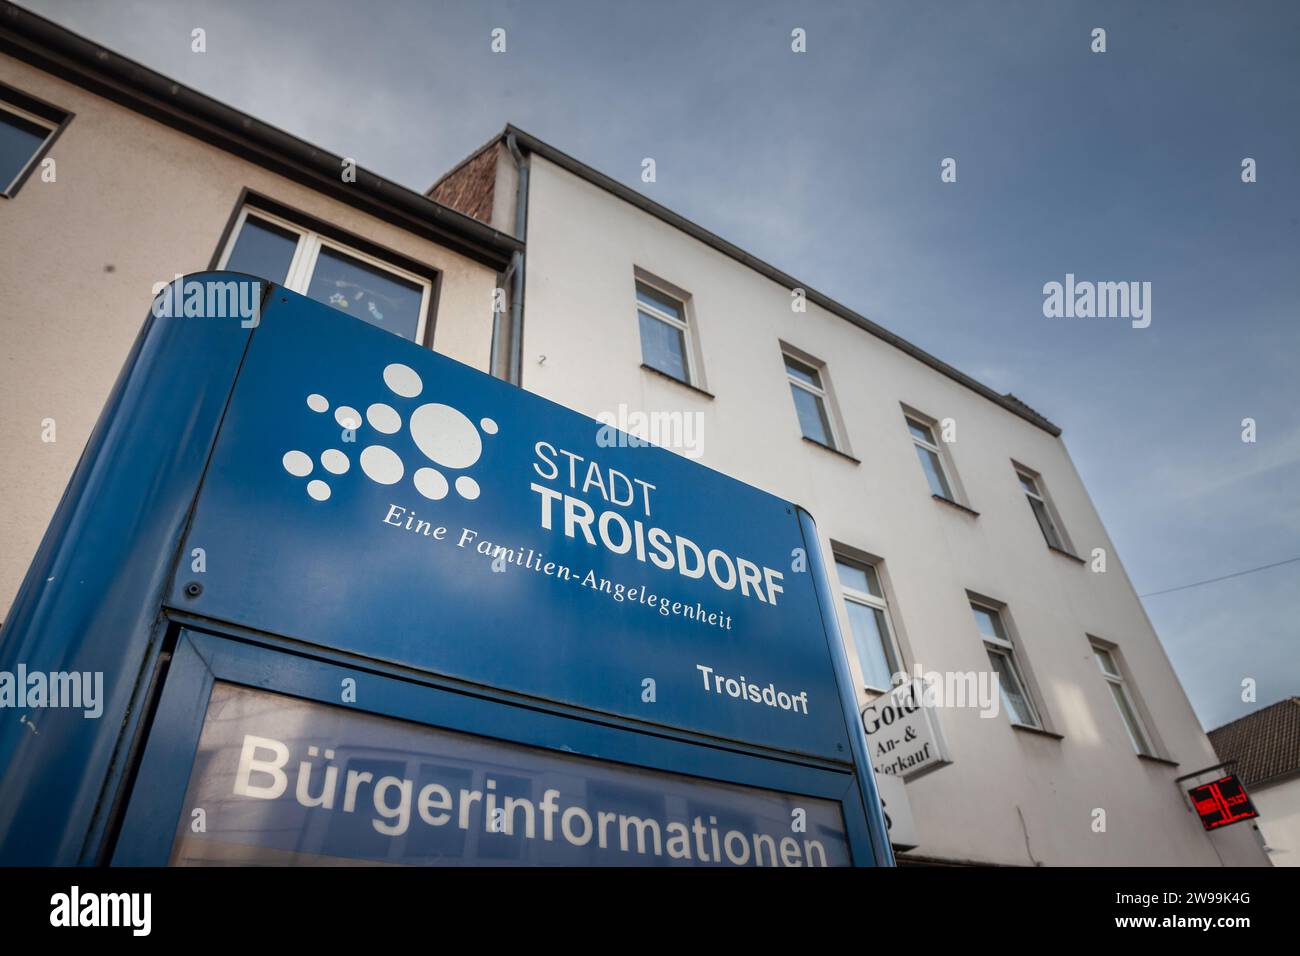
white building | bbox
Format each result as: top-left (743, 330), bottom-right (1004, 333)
top-left (0, 4), bottom-right (1269, 865)
top-left (429, 130), bottom-right (1271, 866)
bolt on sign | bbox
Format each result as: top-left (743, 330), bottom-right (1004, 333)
top-left (0, 275), bottom-right (893, 867)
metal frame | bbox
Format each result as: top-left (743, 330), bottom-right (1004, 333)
top-left (1174, 760), bottom-right (1237, 785)
top-left (904, 413), bottom-right (955, 500)
top-left (1014, 463), bottom-right (1071, 553)
top-left (833, 556), bottom-right (903, 693)
top-left (217, 205), bottom-right (434, 346)
top-left (0, 78), bottom-right (72, 198)
top-left (634, 277), bottom-right (694, 385)
top-left (1089, 640), bottom-right (1156, 757)
top-left (0, 274), bottom-right (259, 864)
top-left (969, 599), bottom-right (1043, 731)
top-left (112, 626), bottom-right (875, 865)
top-left (0, 97), bottom-right (55, 192)
top-left (783, 351), bottom-right (839, 450)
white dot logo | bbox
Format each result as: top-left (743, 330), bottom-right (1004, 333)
top-left (367, 403), bottom-right (401, 434)
top-left (409, 404), bottom-right (482, 469)
top-left (321, 449), bottom-right (350, 474)
top-left (282, 450), bottom-right (313, 477)
top-left (383, 363), bottom-right (423, 398)
top-left (455, 476), bottom-right (480, 500)
top-left (360, 445), bottom-right (404, 485)
top-left (414, 467), bottom-right (449, 500)
top-left (335, 406), bottom-right (361, 430)
top-left (281, 364), bottom-right (498, 503)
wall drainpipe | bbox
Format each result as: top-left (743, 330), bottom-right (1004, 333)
top-left (506, 131), bottom-right (529, 386)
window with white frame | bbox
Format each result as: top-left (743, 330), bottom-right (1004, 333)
top-left (905, 414), bottom-right (954, 499)
top-left (1016, 467), bottom-right (1069, 552)
top-left (217, 206), bottom-right (433, 343)
top-left (1091, 642), bottom-right (1155, 756)
top-left (970, 601), bottom-right (1042, 728)
top-left (0, 91), bottom-right (64, 197)
top-left (835, 557), bottom-right (901, 690)
top-left (785, 353), bottom-right (836, 448)
top-left (635, 280), bottom-right (692, 383)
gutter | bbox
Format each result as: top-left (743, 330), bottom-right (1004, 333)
top-left (0, 1), bottom-right (523, 271)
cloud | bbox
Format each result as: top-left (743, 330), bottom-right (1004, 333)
top-left (24, 0), bottom-right (1300, 727)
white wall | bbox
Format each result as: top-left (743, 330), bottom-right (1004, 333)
top-left (1252, 776), bottom-right (1300, 866)
top-left (518, 155), bottom-right (1268, 866)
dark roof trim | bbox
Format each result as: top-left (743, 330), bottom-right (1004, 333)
top-left (0, 1), bottom-right (523, 271)
top-left (505, 124), bottom-right (1062, 437)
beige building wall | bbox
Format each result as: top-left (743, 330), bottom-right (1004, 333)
top-left (0, 54), bottom-right (501, 618)
top-left (517, 154), bottom-right (1268, 866)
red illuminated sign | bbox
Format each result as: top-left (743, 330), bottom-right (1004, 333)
top-left (1188, 775), bottom-right (1258, 831)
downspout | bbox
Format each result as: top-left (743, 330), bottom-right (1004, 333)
top-left (489, 260), bottom-right (512, 379)
top-left (506, 132), bottom-right (529, 385)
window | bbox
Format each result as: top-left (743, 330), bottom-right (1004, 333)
top-left (836, 558), bottom-right (901, 690)
top-left (905, 415), bottom-right (953, 499)
top-left (785, 354), bottom-right (835, 447)
top-left (970, 601), bottom-right (1041, 728)
top-left (217, 206), bottom-right (433, 342)
top-left (635, 280), bottom-right (692, 383)
top-left (1091, 642), bottom-right (1154, 756)
top-left (0, 85), bottom-right (69, 198)
top-left (1015, 467), bottom-right (1068, 552)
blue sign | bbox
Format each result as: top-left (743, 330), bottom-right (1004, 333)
top-left (170, 682), bottom-right (851, 866)
top-left (1, 275), bottom-right (889, 867)
top-left (174, 290), bottom-right (852, 760)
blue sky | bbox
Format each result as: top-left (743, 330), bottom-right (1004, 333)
top-left (29, 0), bottom-right (1299, 729)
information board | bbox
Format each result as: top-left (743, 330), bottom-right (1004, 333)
top-left (173, 293), bottom-right (852, 760)
top-left (169, 683), bottom-right (851, 866)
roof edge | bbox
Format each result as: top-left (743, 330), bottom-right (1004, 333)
top-left (503, 123), bottom-right (1062, 437)
top-left (1208, 696), bottom-right (1300, 736)
top-left (0, 1), bottom-right (523, 270)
